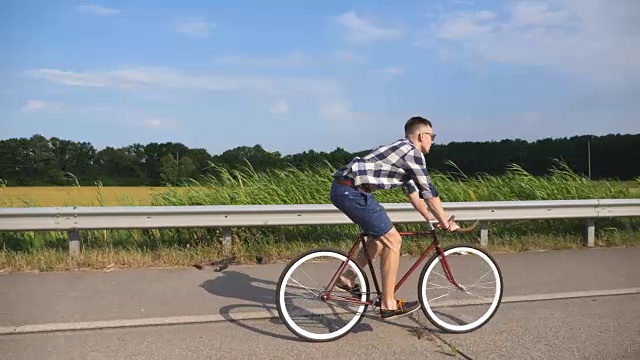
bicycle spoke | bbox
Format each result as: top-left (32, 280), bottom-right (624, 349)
top-left (433, 271), bottom-right (450, 281)
top-left (419, 246), bottom-right (503, 333)
top-left (461, 290), bottom-right (493, 302)
top-left (425, 282), bottom-right (457, 291)
top-left (289, 277), bottom-right (318, 297)
top-left (471, 270), bottom-right (492, 286)
top-left (276, 249), bottom-right (369, 342)
top-left (428, 293), bottom-right (450, 302)
top-left (464, 284), bottom-right (495, 290)
top-left (300, 268), bottom-right (322, 289)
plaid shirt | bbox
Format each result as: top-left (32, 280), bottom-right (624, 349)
top-left (333, 138), bottom-right (439, 199)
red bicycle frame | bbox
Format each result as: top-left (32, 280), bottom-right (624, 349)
top-left (321, 220), bottom-right (478, 305)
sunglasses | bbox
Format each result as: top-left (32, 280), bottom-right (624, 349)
top-left (420, 132), bottom-right (436, 140)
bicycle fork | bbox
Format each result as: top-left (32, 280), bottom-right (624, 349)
top-left (436, 245), bottom-right (466, 292)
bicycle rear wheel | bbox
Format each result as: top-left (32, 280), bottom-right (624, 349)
top-left (417, 245), bottom-right (503, 333)
top-left (275, 248), bottom-right (370, 342)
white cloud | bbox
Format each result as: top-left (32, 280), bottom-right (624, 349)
top-left (215, 51), bottom-right (309, 68)
top-left (77, 4), bottom-right (120, 15)
top-left (516, 111), bottom-right (544, 126)
top-left (20, 99), bottom-right (113, 114)
top-left (21, 100), bottom-right (65, 112)
top-left (270, 99), bottom-right (289, 114)
top-left (28, 69), bottom-right (104, 87)
top-left (425, 0), bottom-right (640, 87)
top-left (319, 101), bottom-right (362, 122)
top-left (22, 99), bottom-right (46, 111)
top-left (373, 67), bottom-right (404, 75)
top-left (28, 66), bottom-right (345, 99)
top-left (175, 18), bottom-right (216, 38)
top-left (436, 11), bottom-right (496, 40)
top-left (333, 50), bottom-right (367, 64)
top-left (508, 1), bottom-right (571, 27)
top-left (336, 11), bottom-right (403, 44)
top-left (28, 67), bottom-right (273, 92)
top-left (27, 66), bottom-right (351, 118)
top-left (144, 118), bottom-right (177, 129)
top-left (214, 50), bottom-right (366, 68)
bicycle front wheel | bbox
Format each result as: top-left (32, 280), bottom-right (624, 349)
top-left (418, 245), bottom-right (503, 333)
top-left (275, 248), bottom-right (369, 342)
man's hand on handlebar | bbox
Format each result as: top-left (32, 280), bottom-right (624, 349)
top-left (435, 216), bottom-right (460, 232)
top-left (447, 219), bottom-right (460, 232)
top-left (426, 212), bottom-right (459, 231)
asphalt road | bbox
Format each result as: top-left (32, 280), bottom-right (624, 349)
top-left (1, 294), bottom-right (638, 359)
top-left (1, 247), bottom-right (639, 359)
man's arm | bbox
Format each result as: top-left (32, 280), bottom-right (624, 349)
top-left (425, 197), bottom-right (459, 231)
top-left (403, 150), bottom-right (458, 231)
top-left (406, 189), bottom-right (435, 221)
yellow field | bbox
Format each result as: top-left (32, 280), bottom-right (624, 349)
top-left (624, 181), bottom-right (640, 194)
top-left (0, 186), bottom-right (175, 207)
top-left (1, 180), bottom-right (638, 207)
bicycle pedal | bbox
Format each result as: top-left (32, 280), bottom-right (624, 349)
top-left (372, 298), bottom-right (381, 308)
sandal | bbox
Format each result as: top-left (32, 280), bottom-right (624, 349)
top-left (379, 299), bottom-right (420, 319)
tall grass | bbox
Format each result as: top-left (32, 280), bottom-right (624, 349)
top-left (152, 160), bottom-right (634, 204)
top-left (1, 160), bottom-right (639, 272)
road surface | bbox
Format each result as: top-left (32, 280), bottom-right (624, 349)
top-left (1, 247), bottom-right (639, 359)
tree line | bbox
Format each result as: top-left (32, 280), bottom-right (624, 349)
top-left (0, 133), bottom-right (638, 186)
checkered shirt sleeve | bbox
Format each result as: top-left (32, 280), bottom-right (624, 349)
top-left (401, 147), bottom-right (439, 199)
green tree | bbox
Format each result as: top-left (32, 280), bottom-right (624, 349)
top-left (214, 144), bottom-right (285, 172)
top-left (160, 153), bottom-right (197, 184)
top-left (0, 133), bottom-right (639, 186)
top-left (50, 137), bottom-right (98, 185)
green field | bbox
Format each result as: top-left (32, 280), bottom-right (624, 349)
top-left (1, 162), bottom-right (639, 272)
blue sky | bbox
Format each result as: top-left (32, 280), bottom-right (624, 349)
top-left (1, 0), bottom-right (639, 155)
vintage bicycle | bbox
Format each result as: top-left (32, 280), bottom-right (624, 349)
top-left (275, 217), bottom-right (503, 342)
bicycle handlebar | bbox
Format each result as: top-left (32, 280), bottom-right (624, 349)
top-left (428, 216), bottom-right (480, 233)
top-left (451, 219), bottom-right (480, 233)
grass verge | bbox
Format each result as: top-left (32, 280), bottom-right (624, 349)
top-left (1, 161), bottom-right (639, 273)
top-left (2, 227), bottom-right (639, 273)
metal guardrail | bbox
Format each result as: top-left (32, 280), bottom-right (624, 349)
top-left (1, 199), bottom-right (639, 254)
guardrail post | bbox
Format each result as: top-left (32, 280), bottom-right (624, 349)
top-left (480, 221), bottom-right (489, 247)
top-left (584, 219), bottom-right (595, 247)
top-left (221, 228), bottom-right (232, 254)
top-left (68, 230), bottom-right (80, 255)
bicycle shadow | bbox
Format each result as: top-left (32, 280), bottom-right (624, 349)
top-left (199, 270), bottom-right (378, 342)
top-left (198, 269), bottom-right (459, 344)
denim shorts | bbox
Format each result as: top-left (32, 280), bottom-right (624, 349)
top-left (329, 180), bottom-right (393, 238)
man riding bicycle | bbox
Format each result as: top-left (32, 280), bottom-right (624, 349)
top-left (330, 116), bottom-right (459, 319)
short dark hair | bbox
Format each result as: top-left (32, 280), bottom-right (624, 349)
top-left (404, 116), bottom-right (432, 135)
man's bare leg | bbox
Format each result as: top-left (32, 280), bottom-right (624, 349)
top-left (338, 236), bottom-right (381, 286)
top-left (338, 227), bottom-right (402, 310)
top-left (377, 227), bottom-right (402, 310)
top-left (355, 237), bottom-right (382, 268)
top-left (334, 225), bottom-right (419, 318)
